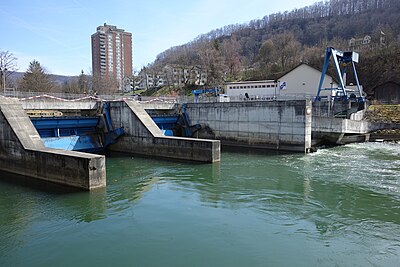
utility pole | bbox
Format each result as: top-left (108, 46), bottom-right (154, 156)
top-left (0, 67), bottom-right (7, 93)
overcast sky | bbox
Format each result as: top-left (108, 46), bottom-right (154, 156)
top-left (0, 0), bottom-right (318, 76)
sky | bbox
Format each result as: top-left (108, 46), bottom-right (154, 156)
top-left (0, 0), bottom-right (318, 76)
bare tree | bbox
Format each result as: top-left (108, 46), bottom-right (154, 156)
top-left (0, 50), bottom-right (18, 89)
top-left (62, 78), bottom-right (79, 94)
top-left (197, 40), bottom-right (226, 86)
top-left (92, 74), bottom-right (118, 95)
top-left (258, 39), bottom-right (274, 64)
top-left (270, 32), bottom-right (301, 71)
top-left (221, 36), bottom-right (242, 80)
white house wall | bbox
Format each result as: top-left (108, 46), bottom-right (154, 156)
top-left (278, 64), bottom-right (337, 97)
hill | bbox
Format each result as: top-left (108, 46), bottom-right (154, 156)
top-left (145, 0), bottom-right (400, 96)
top-left (8, 72), bottom-right (76, 86)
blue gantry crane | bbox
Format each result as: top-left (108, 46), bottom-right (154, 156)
top-left (315, 47), bottom-right (364, 102)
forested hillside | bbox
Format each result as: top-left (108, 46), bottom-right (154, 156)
top-left (147, 0), bottom-right (400, 95)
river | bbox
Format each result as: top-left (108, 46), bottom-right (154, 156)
top-left (0, 142), bottom-right (399, 266)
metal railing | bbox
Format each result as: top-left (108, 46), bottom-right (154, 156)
top-left (0, 91), bottom-right (177, 103)
top-left (1, 91), bottom-right (340, 118)
top-left (176, 93), bottom-right (315, 104)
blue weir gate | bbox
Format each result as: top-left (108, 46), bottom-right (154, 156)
top-left (28, 102), bottom-right (200, 152)
top-left (29, 102), bottom-right (124, 152)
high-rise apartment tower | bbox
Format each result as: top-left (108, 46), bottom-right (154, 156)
top-left (91, 23), bottom-right (132, 91)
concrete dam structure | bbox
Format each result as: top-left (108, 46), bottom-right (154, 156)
top-left (0, 96), bottom-right (220, 190)
top-left (185, 100), bottom-right (313, 152)
top-left (107, 100), bottom-right (220, 162)
top-left (2, 94), bottom-right (397, 190)
top-left (0, 97), bottom-right (106, 190)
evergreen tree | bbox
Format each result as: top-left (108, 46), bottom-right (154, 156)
top-left (20, 60), bottom-right (55, 92)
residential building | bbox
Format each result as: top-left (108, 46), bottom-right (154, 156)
top-left (91, 23), bottom-right (132, 92)
top-left (138, 70), bottom-right (165, 89)
top-left (138, 65), bottom-right (208, 89)
top-left (348, 32), bottom-right (386, 51)
top-left (163, 65), bottom-right (207, 87)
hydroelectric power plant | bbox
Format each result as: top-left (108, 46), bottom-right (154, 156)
top-left (0, 92), bottom-right (398, 190)
top-left (1, 48), bottom-right (400, 266)
top-left (0, 48), bottom-right (399, 191)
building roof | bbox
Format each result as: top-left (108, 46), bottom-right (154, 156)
top-left (225, 80), bottom-right (275, 85)
top-left (277, 63), bottom-right (338, 84)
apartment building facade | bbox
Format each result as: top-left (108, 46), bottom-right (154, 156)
top-left (138, 65), bottom-right (208, 89)
top-left (91, 23), bottom-right (132, 91)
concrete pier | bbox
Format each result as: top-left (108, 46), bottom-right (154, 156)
top-left (185, 100), bottom-right (313, 152)
top-left (312, 114), bottom-right (400, 145)
top-left (109, 100), bottom-right (220, 162)
top-left (0, 98), bottom-right (106, 190)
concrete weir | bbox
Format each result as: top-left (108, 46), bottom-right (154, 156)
top-left (185, 100), bottom-right (313, 153)
top-left (0, 98), bottom-right (106, 190)
top-left (108, 100), bottom-right (220, 162)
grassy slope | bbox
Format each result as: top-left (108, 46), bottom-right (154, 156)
top-left (365, 105), bottom-right (400, 124)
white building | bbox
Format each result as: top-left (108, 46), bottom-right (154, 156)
top-left (225, 64), bottom-right (338, 99)
top-left (137, 70), bottom-right (165, 89)
top-left (163, 65), bottom-right (207, 87)
top-left (277, 63), bottom-right (338, 97)
top-left (225, 80), bottom-right (277, 98)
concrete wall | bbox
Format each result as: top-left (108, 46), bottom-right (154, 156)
top-left (312, 116), bottom-right (369, 134)
top-left (20, 99), bottom-right (98, 110)
top-left (138, 102), bottom-right (176, 110)
top-left (312, 116), bottom-right (368, 145)
top-left (312, 115), bottom-right (400, 145)
top-left (108, 100), bottom-right (220, 162)
top-left (185, 100), bottom-right (312, 152)
top-left (0, 98), bottom-right (106, 190)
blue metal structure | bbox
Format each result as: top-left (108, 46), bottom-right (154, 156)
top-left (315, 47), bottom-right (364, 102)
top-left (192, 87), bottom-right (219, 103)
top-left (151, 115), bottom-right (179, 136)
top-left (150, 104), bottom-right (202, 137)
top-left (30, 101), bottom-right (124, 152)
top-left (180, 104), bottom-right (202, 137)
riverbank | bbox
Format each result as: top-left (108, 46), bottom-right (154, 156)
top-left (365, 104), bottom-right (400, 124)
top-left (365, 104), bottom-right (400, 141)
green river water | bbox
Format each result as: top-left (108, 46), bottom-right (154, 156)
top-left (0, 143), bottom-right (399, 267)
